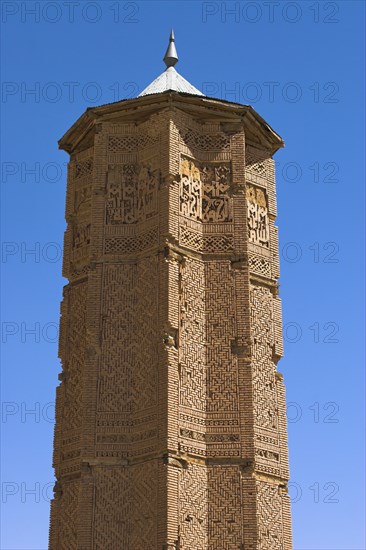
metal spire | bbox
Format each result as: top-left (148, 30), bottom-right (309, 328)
top-left (163, 29), bottom-right (178, 68)
top-left (138, 29), bottom-right (203, 97)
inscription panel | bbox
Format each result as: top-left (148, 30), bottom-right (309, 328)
top-left (180, 157), bottom-right (232, 223)
top-left (106, 162), bottom-right (159, 225)
top-left (247, 184), bottom-right (269, 248)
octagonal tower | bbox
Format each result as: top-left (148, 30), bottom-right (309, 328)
top-left (50, 32), bottom-right (292, 550)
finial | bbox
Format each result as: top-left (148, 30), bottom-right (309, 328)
top-left (163, 29), bottom-right (178, 68)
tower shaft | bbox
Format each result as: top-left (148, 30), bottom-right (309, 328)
top-left (50, 94), bottom-right (292, 549)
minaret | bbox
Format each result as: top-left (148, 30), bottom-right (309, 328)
top-left (50, 32), bottom-right (292, 549)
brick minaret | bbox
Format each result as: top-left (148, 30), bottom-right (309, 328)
top-left (50, 33), bottom-right (292, 549)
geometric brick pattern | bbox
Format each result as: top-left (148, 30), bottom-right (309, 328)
top-left (50, 92), bottom-right (292, 549)
top-left (93, 462), bottom-right (159, 549)
top-left (62, 283), bottom-right (87, 431)
top-left (206, 261), bottom-right (239, 415)
top-left (257, 481), bottom-right (283, 549)
top-left (104, 228), bottom-right (158, 254)
top-left (98, 264), bottom-right (137, 414)
top-left (179, 463), bottom-right (208, 549)
top-left (179, 226), bottom-right (235, 253)
top-left (55, 480), bottom-right (79, 550)
top-left (108, 134), bottom-right (159, 153)
top-left (248, 254), bottom-right (272, 277)
top-left (250, 284), bottom-right (278, 431)
top-left (179, 257), bottom-right (206, 412)
top-left (180, 128), bottom-right (231, 153)
top-left (93, 468), bottom-right (130, 548)
top-left (207, 465), bottom-right (243, 548)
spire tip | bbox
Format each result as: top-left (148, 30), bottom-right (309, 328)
top-left (163, 29), bottom-right (178, 68)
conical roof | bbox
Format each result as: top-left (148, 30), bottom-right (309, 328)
top-left (138, 30), bottom-right (203, 97)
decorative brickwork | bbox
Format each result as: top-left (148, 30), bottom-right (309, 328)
top-left (106, 163), bottom-right (159, 225)
top-left (179, 257), bottom-right (206, 413)
top-left (180, 157), bottom-right (232, 223)
top-left (247, 184), bottom-right (269, 248)
top-left (93, 462), bottom-right (159, 549)
top-left (51, 92), bottom-right (292, 549)
top-left (208, 466), bottom-right (243, 548)
top-left (179, 462), bottom-right (208, 549)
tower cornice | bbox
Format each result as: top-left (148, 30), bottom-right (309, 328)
top-left (58, 92), bottom-right (284, 155)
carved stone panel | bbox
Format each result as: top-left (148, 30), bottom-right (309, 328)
top-left (106, 162), bottom-right (159, 225)
top-left (246, 184), bottom-right (269, 248)
top-left (180, 157), bottom-right (232, 223)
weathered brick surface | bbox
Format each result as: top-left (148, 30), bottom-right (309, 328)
top-left (50, 94), bottom-right (292, 549)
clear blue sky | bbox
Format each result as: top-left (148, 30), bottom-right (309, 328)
top-left (1, 1), bottom-right (365, 549)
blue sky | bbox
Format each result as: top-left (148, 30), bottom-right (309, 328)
top-left (1, 1), bottom-right (365, 548)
